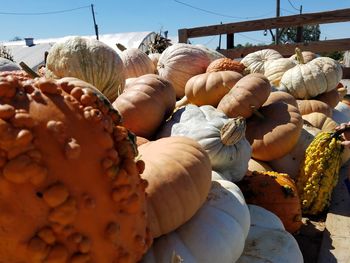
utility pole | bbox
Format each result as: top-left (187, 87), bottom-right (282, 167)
top-left (91, 4), bottom-right (99, 40)
top-left (275, 0), bottom-right (280, 45)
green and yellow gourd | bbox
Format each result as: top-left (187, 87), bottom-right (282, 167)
top-left (297, 128), bottom-right (346, 215)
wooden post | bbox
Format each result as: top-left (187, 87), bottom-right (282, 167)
top-left (227, 33), bottom-right (234, 49)
top-left (296, 5), bottom-right (303, 42)
top-left (275, 0), bottom-right (280, 45)
top-left (178, 29), bottom-right (188, 43)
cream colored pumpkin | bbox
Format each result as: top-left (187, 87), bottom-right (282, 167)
top-left (157, 105), bottom-right (252, 182)
top-left (241, 49), bottom-right (283, 74)
top-left (248, 158), bottom-right (272, 172)
top-left (237, 205), bottom-right (303, 263)
top-left (120, 48), bottom-right (155, 78)
top-left (141, 179), bottom-right (250, 263)
top-left (45, 36), bottom-right (125, 102)
top-left (148, 53), bottom-right (161, 70)
top-left (264, 58), bottom-right (296, 86)
top-left (157, 43), bottom-right (216, 98)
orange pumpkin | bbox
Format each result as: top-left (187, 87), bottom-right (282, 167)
top-left (0, 75), bottom-right (151, 262)
top-left (297, 99), bottom-right (333, 117)
top-left (206, 57), bottom-right (246, 74)
top-left (237, 171), bottom-right (302, 233)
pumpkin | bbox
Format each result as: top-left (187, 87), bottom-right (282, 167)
top-left (264, 58), bottom-right (296, 86)
top-left (157, 105), bottom-right (252, 182)
top-left (0, 74), bottom-right (151, 262)
top-left (297, 99), bottom-right (333, 117)
top-left (248, 158), bottom-right (272, 172)
top-left (141, 179), bottom-right (250, 263)
top-left (45, 36), bottom-right (125, 102)
top-left (157, 43), bottom-right (215, 98)
top-left (0, 57), bottom-right (20, 72)
top-left (241, 49), bottom-right (283, 74)
top-left (112, 74), bottom-right (176, 139)
top-left (279, 48), bottom-right (343, 99)
top-left (206, 58), bottom-right (246, 75)
top-left (237, 171), bottom-right (302, 233)
top-left (217, 73), bottom-right (271, 118)
top-left (314, 87), bottom-right (344, 108)
top-left (290, 50), bottom-right (318, 63)
top-left (138, 136), bottom-right (211, 238)
top-left (148, 53), bottom-right (161, 71)
top-left (136, 136), bottom-right (149, 146)
top-left (120, 48), bottom-right (155, 79)
top-left (245, 91), bottom-right (303, 161)
top-left (195, 44), bottom-right (226, 61)
top-left (237, 205), bottom-right (303, 263)
top-left (302, 112), bottom-right (337, 132)
top-left (184, 70), bottom-right (242, 107)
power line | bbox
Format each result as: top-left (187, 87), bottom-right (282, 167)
top-left (286, 0), bottom-right (300, 11)
top-left (237, 33), bottom-right (269, 44)
top-left (0, 5), bottom-right (90, 16)
top-left (280, 7), bottom-right (298, 15)
top-left (174, 0), bottom-right (274, 20)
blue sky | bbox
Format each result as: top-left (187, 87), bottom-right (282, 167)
top-left (1, 0), bottom-right (350, 49)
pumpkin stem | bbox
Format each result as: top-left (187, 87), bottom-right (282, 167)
top-left (295, 47), bottom-right (305, 64)
top-left (251, 106), bottom-right (265, 120)
top-left (175, 96), bottom-right (189, 109)
top-left (19, 61), bottom-right (40, 78)
top-left (220, 117), bottom-right (246, 145)
top-left (116, 43), bottom-right (127, 51)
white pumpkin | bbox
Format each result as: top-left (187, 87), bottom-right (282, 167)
top-left (120, 48), bottom-right (155, 78)
top-left (264, 58), bottom-right (296, 86)
top-left (237, 205), bottom-right (304, 263)
top-left (241, 49), bottom-right (283, 74)
top-left (157, 105), bottom-right (252, 182)
top-left (141, 179), bottom-right (250, 263)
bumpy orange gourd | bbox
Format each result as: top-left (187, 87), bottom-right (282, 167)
top-left (206, 58), bottom-right (246, 74)
top-left (237, 171), bottom-right (302, 233)
top-left (0, 75), bottom-right (151, 263)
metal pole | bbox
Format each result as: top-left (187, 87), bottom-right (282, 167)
top-left (91, 4), bottom-right (99, 40)
top-left (275, 0), bottom-right (280, 44)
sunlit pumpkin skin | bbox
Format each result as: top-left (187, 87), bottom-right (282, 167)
top-left (185, 70), bottom-right (242, 107)
top-left (46, 36), bottom-right (125, 102)
top-left (112, 74), bottom-right (176, 139)
top-left (290, 50), bottom-right (318, 64)
top-left (241, 49), bottom-right (283, 74)
top-left (206, 58), bottom-right (246, 75)
top-left (0, 70), bottom-right (31, 81)
top-left (264, 58), bottom-right (296, 87)
top-left (0, 75), bottom-right (151, 263)
top-left (302, 112), bottom-right (337, 132)
top-left (246, 91), bottom-right (303, 161)
top-left (120, 48), bottom-right (155, 79)
top-left (297, 99), bottom-right (333, 117)
top-left (157, 43), bottom-right (214, 98)
top-left (142, 179), bottom-right (250, 263)
top-left (217, 73), bottom-right (271, 118)
top-left (148, 53), bottom-right (161, 71)
top-left (138, 136), bottom-right (212, 238)
top-left (237, 171), bottom-right (302, 233)
top-left (157, 105), bottom-right (252, 182)
top-left (248, 158), bottom-right (272, 172)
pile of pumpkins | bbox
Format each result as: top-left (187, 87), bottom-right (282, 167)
top-left (0, 36), bottom-right (348, 262)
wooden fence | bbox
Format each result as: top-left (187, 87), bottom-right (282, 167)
top-left (178, 8), bottom-right (350, 63)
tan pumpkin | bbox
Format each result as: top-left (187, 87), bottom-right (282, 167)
top-left (157, 43), bottom-right (216, 98)
top-left (0, 74), bottom-right (151, 262)
top-left (290, 50), bottom-right (318, 63)
top-left (217, 73), bottom-right (271, 118)
top-left (148, 53), bottom-right (161, 70)
top-left (297, 99), bottom-right (333, 117)
top-left (138, 136), bottom-right (212, 238)
top-left (248, 158), bottom-right (272, 172)
top-left (245, 91), bottom-right (303, 161)
top-left (313, 84), bottom-right (347, 108)
top-left (184, 70), bottom-right (242, 107)
top-left (45, 36), bottom-right (125, 102)
top-left (264, 58), bottom-right (296, 87)
top-left (112, 74), bottom-right (176, 139)
top-left (206, 58), bottom-right (246, 75)
top-left (302, 112), bottom-right (337, 132)
top-left (120, 48), bottom-right (155, 79)
top-left (241, 49), bottom-right (283, 74)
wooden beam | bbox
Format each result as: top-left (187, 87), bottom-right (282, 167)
top-left (218, 38), bottom-right (350, 59)
top-left (179, 8), bottom-right (350, 39)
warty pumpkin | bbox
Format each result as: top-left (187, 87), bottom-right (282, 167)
top-left (206, 57), bottom-right (246, 75)
top-left (217, 73), bottom-right (271, 118)
top-left (45, 36), bottom-right (125, 102)
top-left (157, 105), bottom-right (252, 182)
top-left (241, 49), bottom-right (283, 74)
top-left (112, 74), bottom-right (176, 139)
top-left (119, 48), bottom-right (155, 79)
top-left (0, 74), bottom-right (151, 262)
top-left (141, 179), bottom-right (250, 263)
top-left (237, 205), bottom-right (303, 263)
top-left (138, 136), bottom-right (212, 238)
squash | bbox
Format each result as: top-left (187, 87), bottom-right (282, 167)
top-left (157, 105), bottom-right (252, 182)
top-left (248, 158), bottom-right (272, 172)
top-left (297, 99), bottom-right (333, 117)
top-left (302, 112), bottom-right (337, 132)
top-left (0, 57), bottom-right (20, 72)
top-left (184, 70), bottom-right (242, 107)
top-left (245, 91), bottom-right (303, 161)
top-left (112, 74), bottom-right (176, 139)
top-left (314, 87), bottom-right (344, 108)
top-left (0, 75), bottom-right (151, 262)
top-left (279, 48), bottom-right (343, 99)
top-left (237, 205), bottom-right (303, 263)
top-left (241, 49), bottom-right (283, 74)
top-left (120, 48), bottom-right (155, 78)
top-left (45, 36), bottom-right (125, 102)
top-left (157, 43), bottom-right (215, 98)
top-left (138, 136), bottom-right (212, 238)
top-left (142, 179), bottom-right (250, 263)
top-left (148, 53), bottom-right (161, 71)
top-left (264, 58), bottom-right (296, 86)
top-left (217, 73), bottom-right (271, 118)
top-left (206, 58), bottom-right (246, 75)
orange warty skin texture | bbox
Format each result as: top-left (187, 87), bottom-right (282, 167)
top-left (0, 74), bottom-right (152, 263)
